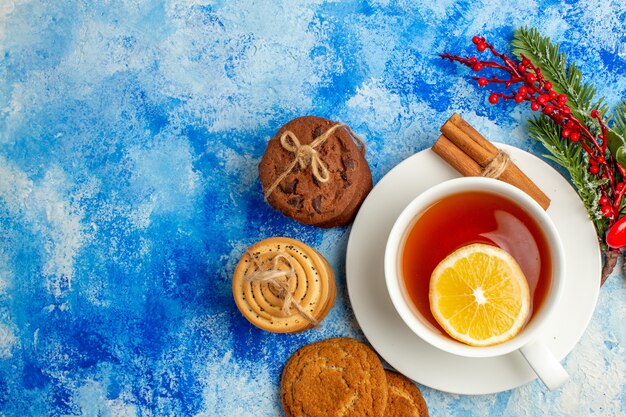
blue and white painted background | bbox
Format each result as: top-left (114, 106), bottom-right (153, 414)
top-left (1, 1), bottom-right (625, 416)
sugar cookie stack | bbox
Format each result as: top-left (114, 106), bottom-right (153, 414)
top-left (232, 237), bottom-right (336, 333)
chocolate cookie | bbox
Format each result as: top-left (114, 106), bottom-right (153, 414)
top-left (281, 338), bottom-right (388, 417)
top-left (259, 116), bottom-right (372, 227)
top-left (383, 371), bottom-right (429, 417)
top-left (232, 237), bottom-right (336, 333)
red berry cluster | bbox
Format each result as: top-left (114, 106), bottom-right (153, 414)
top-left (442, 36), bottom-right (626, 225)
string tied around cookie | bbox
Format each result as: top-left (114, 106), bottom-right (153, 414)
top-left (281, 131), bottom-right (331, 182)
top-left (481, 150), bottom-right (510, 179)
top-left (263, 123), bottom-right (365, 200)
top-left (244, 251), bottom-right (319, 326)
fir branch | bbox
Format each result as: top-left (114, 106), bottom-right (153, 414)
top-left (511, 27), bottom-right (609, 124)
top-left (512, 27), bottom-right (619, 244)
top-left (528, 115), bottom-right (609, 245)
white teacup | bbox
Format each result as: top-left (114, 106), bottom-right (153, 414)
top-left (384, 177), bottom-right (568, 390)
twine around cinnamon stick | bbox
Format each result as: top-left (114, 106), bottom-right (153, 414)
top-left (244, 251), bottom-right (319, 326)
top-left (263, 123), bottom-right (365, 200)
top-left (481, 151), bottom-right (511, 179)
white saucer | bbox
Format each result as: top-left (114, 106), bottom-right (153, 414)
top-left (346, 143), bottom-right (601, 395)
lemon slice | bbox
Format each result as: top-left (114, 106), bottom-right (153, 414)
top-left (429, 243), bottom-right (530, 347)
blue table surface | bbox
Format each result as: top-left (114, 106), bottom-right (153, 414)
top-left (1, 1), bottom-right (625, 416)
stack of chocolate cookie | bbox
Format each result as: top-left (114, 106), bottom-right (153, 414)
top-left (232, 237), bottom-right (336, 333)
top-left (281, 338), bottom-right (429, 417)
top-left (259, 116), bottom-right (373, 228)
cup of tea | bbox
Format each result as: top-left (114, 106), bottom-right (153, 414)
top-left (384, 177), bottom-right (567, 390)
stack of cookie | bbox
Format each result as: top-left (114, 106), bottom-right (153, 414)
top-left (281, 338), bottom-right (429, 417)
top-left (259, 116), bottom-right (373, 228)
top-left (232, 237), bottom-right (336, 333)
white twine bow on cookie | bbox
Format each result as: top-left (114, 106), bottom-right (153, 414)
top-left (244, 251), bottom-right (319, 326)
top-left (263, 123), bottom-right (365, 200)
top-left (481, 150), bottom-right (511, 179)
top-left (281, 131), bottom-right (331, 183)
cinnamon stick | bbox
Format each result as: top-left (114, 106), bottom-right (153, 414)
top-left (435, 114), bottom-right (551, 210)
top-left (440, 120), bottom-right (493, 166)
top-left (449, 113), bottom-right (498, 154)
top-left (432, 135), bottom-right (482, 177)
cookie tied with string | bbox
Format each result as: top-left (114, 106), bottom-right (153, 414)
top-left (232, 237), bottom-right (336, 333)
top-left (259, 116), bottom-right (373, 228)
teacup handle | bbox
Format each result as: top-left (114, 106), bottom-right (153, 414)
top-left (519, 339), bottom-right (569, 390)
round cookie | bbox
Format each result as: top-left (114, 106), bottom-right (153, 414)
top-left (316, 173), bottom-right (372, 228)
top-left (232, 237), bottom-right (336, 333)
top-left (259, 116), bottom-right (373, 228)
top-left (281, 338), bottom-right (388, 417)
top-left (383, 371), bottom-right (429, 417)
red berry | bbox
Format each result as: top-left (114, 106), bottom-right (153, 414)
top-left (522, 58), bottom-right (530, 66)
top-left (526, 73), bottom-right (537, 83)
top-left (597, 156), bottom-right (606, 164)
top-left (563, 106), bottom-right (571, 114)
top-left (600, 196), bottom-right (610, 205)
top-left (549, 90), bottom-right (558, 99)
top-left (518, 86), bottom-right (527, 95)
top-left (544, 81), bottom-right (553, 90)
top-left (469, 57), bottom-right (477, 65)
top-left (515, 94), bottom-right (524, 103)
top-left (477, 42), bottom-right (487, 52)
top-left (601, 205), bottom-right (612, 217)
top-left (561, 129), bottom-right (571, 138)
top-left (591, 109), bottom-right (599, 118)
top-left (518, 64), bottom-right (527, 72)
top-left (544, 105), bottom-right (554, 114)
top-left (477, 77), bottom-right (488, 86)
top-left (590, 165), bottom-right (599, 174)
top-left (473, 63), bottom-right (483, 71)
top-left (618, 182), bottom-right (625, 192)
top-left (530, 101), bottom-right (540, 111)
top-left (488, 93), bottom-right (499, 104)
top-left (537, 95), bottom-right (548, 105)
top-left (472, 36), bottom-right (482, 44)
top-left (558, 94), bottom-right (567, 104)
top-left (570, 131), bottom-right (580, 141)
top-left (566, 120), bottom-right (575, 128)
